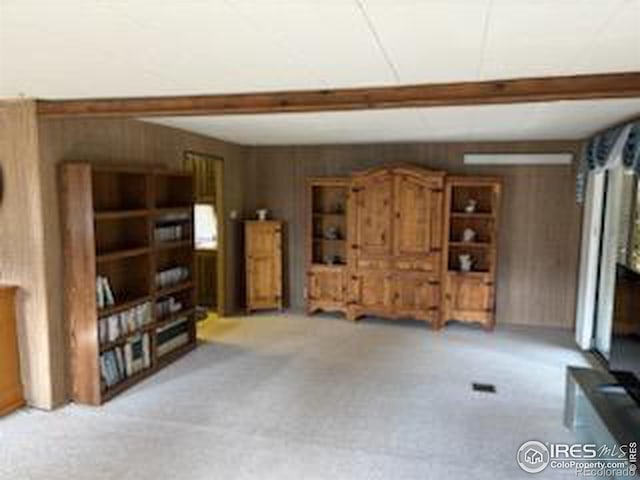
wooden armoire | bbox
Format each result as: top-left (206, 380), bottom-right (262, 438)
top-left (305, 164), bottom-right (500, 329)
top-left (346, 165), bottom-right (445, 324)
top-left (245, 221), bottom-right (283, 312)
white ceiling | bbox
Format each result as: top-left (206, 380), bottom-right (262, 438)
top-left (148, 99), bottom-right (640, 145)
top-left (1, 0), bottom-right (639, 145)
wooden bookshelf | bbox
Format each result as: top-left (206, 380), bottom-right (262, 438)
top-left (62, 163), bottom-right (197, 406)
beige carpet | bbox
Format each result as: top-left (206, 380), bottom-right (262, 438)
top-left (0, 313), bottom-right (589, 479)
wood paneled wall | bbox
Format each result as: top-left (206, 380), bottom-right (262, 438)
top-left (0, 100), bottom-right (57, 409)
top-left (37, 117), bottom-right (248, 407)
top-left (0, 105), bottom-right (584, 408)
top-left (245, 141), bottom-right (583, 329)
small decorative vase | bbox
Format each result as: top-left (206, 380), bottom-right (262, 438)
top-left (464, 199), bottom-right (478, 213)
top-left (325, 255), bottom-right (343, 266)
top-left (462, 228), bottom-right (477, 243)
top-left (325, 226), bottom-right (340, 240)
top-left (256, 209), bottom-right (268, 221)
top-left (459, 254), bottom-right (473, 272)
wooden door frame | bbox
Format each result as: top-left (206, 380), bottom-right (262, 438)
top-left (184, 151), bottom-right (226, 316)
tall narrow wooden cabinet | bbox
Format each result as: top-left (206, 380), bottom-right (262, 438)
top-left (0, 286), bottom-right (24, 416)
top-left (306, 178), bottom-right (350, 315)
top-left (245, 221), bottom-right (283, 312)
top-left (62, 163), bottom-right (197, 405)
top-left (442, 177), bottom-right (501, 329)
top-left (347, 165), bottom-right (445, 325)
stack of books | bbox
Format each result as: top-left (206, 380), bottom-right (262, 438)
top-left (157, 212), bottom-right (190, 224)
top-left (155, 224), bottom-right (185, 243)
top-left (96, 276), bottom-right (115, 309)
top-left (157, 316), bottom-right (190, 357)
top-left (100, 333), bottom-right (151, 388)
top-left (98, 302), bottom-right (153, 345)
top-left (156, 266), bottom-right (189, 289)
top-left (155, 212), bottom-right (190, 244)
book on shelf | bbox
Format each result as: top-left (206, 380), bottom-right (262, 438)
top-left (99, 301), bottom-right (153, 345)
top-left (124, 333), bottom-right (151, 377)
top-left (96, 275), bottom-right (116, 310)
top-left (156, 212), bottom-right (190, 224)
top-left (100, 332), bottom-right (151, 388)
top-left (100, 348), bottom-right (124, 388)
top-left (155, 224), bottom-right (185, 243)
top-left (114, 347), bottom-right (125, 379)
top-left (155, 266), bottom-right (190, 289)
top-left (157, 316), bottom-right (190, 357)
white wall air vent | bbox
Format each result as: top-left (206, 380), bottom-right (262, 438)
top-left (463, 153), bottom-right (574, 166)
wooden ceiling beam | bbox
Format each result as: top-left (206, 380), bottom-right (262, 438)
top-left (36, 72), bottom-right (640, 118)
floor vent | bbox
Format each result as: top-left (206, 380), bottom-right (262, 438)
top-left (472, 383), bottom-right (496, 393)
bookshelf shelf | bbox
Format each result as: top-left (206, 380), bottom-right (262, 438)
top-left (156, 281), bottom-right (195, 298)
top-left (62, 163), bottom-right (197, 406)
top-left (156, 240), bottom-right (193, 251)
top-left (156, 340), bottom-right (197, 368)
top-left (156, 307), bottom-right (197, 330)
top-left (96, 247), bottom-right (151, 263)
top-left (99, 323), bottom-right (157, 353)
top-left (95, 209), bottom-right (151, 221)
top-left (313, 237), bottom-right (346, 243)
top-left (450, 212), bottom-right (495, 220)
top-left (98, 296), bottom-right (153, 317)
top-left (448, 241), bottom-right (490, 249)
top-left (446, 269), bottom-right (491, 276)
top-left (154, 207), bottom-right (192, 216)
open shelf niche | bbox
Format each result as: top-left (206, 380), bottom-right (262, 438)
top-left (62, 163), bottom-right (196, 405)
top-left (446, 183), bottom-right (499, 274)
top-left (310, 182), bottom-right (348, 266)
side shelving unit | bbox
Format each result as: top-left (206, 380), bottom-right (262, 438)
top-left (441, 176), bottom-right (501, 330)
top-left (305, 177), bottom-right (350, 315)
top-left (62, 163), bottom-right (196, 406)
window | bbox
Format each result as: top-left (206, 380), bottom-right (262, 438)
top-left (194, 204), bottom-right (217, 250)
